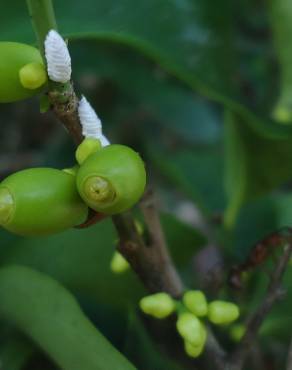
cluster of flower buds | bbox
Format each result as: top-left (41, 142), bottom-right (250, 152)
top-left (139, 289), bottom-right (240, 359)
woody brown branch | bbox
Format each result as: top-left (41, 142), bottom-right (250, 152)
top-left (228, 242), bottom-right (292, 370)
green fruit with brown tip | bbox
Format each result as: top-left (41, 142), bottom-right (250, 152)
top-left (76, 144), bottom-right (146, 215)
top-left (0, 168), bottom-right (88, 236)
top-left (0, 42), bottom-right (46, 103)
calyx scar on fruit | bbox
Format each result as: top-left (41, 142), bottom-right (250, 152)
top-left (0, 168), bottom-right (88, 236)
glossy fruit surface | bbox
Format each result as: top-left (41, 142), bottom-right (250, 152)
top-left (0, 168), bottom-right (88, 236)
top-left (0, 42), bottom-right (45, 103)
top-left (76, 145), bottom-right (146, 215)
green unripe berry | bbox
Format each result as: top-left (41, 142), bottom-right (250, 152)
top-left (76, 145), bottom-right (146, 215)
top-left (0, 42), bottom-right (46, 103)
top-left (184, 323), bottom-right (207, 358)
top-left (19, 62), bottom-right (47, 90)
top-left (110, 251), bottom-right (130, 274)
top-left (0, 168), bottom-right (88, 236)
top-left (176, 312), bottom-right (205, 346)
top-left (75, 138), bottom-right (102, 165)
top-left (208, 301), bottom-right (240, 325)
top-left (183, 290), bottom-right (208, 317)
top-left (139, 293), bottom-right (175, 319)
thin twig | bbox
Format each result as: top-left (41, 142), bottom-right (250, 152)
top-left (286, 338), bottom-right (292, 370)
top-left (229, 243), bottom-right (292, 370)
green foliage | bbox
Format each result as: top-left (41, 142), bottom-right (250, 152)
top-left (1, 0), bottom-right (292, 368)
top-left (0, 265), bottom-right (136, 370)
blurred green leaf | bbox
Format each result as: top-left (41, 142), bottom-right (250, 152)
top-left (0, 265), bottom-right (136, 370)
top-left (70, 42), bottom-right (221, 145)
top-left (224, 110), bottom-right (292, 227)
top-left (0, 220), bottom-right (144, 309)
top-left (161, 213), bottom-right (207, 267)
top-left (150, 145), bottom-right (225, 214)
top-left (269, 0), bottom-right (292, 123)
top-left (0, 214), bottom-right (204, 307)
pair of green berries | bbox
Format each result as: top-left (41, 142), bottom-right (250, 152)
top-left (139, 290), bottom-right (240, 358)
top-left (0, 42), bottom-right (146, 236)
top-left (0, 138), bottom-right (146, 236)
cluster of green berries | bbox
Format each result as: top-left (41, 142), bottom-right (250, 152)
top-left (139, 291), bottom-right (240, 358)
top-left (0, 42), bottom-right (146, 236)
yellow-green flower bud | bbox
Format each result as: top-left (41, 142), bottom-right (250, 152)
top-left (75, 138), bottom-right (102, 165)
top-left (183, 290), bottom-right (208, 317)
top-left (0, 42), bottom-right (46, 103)
top-left (134, 219), bottom-right (144, 235)
top-left (139, 293), bottom-right (175, 319)
top-left (176, 312), bottom-right (205, 346)
top-left (19, 62), bottom-right (47, 90)
top-left (110, 251), bottom-right (130, 274)
top-left (208, 301), bottom-right (240, 325)
top-left (229, 324), bottom-right (245, 342)
top-left (184, 323), bottom-right (207, 358)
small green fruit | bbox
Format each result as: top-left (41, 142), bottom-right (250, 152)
top-left (0, 42), bottom-right (46, 103)
top-left (110, 251), bottom-right (130, 274)
top-left (176, 312), bottom-right (204, 347)
top-left (76, 145), bottom-right (146, 215)
top-left (75, 138), bottom-right (102, 165)
top-left (229, 324), bottom-right (245, 342)
top-left (183, 290), bottom-right (208, 317)
top-left (19, 62), bottom-right (47, 90)
top-left (139, 293), bottom-right (175, 319)
top-left (208, 301), bottom-right (240, 325)
top-left (0, 168), bottom-right (88, 236)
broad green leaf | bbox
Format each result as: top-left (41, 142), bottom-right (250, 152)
top-left (0, 214), bottom-right (204, 307)
top-left (0, 265), bottom-right (136, 370)
top-left (224, 110), bottom-right (292, 227)
top-left (149, 144), bottom-right (226, 214)
top-left (70, 41), bottom-right (221, 145)
top-left (0, 220), bottom-right (145, 309)
top-left (3, 0), bottom-right (292, 143)
top-left (269, 0), bottom-right (292, 123)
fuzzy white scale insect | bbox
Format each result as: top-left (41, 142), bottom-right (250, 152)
top-left (44, 30), bottom-right (72, 83)
top-left (78, 96), bottom-right (110, 146)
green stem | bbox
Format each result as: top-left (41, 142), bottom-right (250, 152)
top-left (26, 0), bottom-right (57, 61)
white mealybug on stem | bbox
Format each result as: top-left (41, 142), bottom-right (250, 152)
top-left (78, 96), bottom-right (110, 146)
top-left (44, 30), bottom-right (72, 83)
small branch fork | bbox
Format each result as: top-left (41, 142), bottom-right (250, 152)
top-left (228, 242), bottom-right (292, 370)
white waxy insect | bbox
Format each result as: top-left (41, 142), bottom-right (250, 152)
top-left (44, 30), bottom-right (72, 83)
top-left (78, 96), bottom-right (110, 146)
